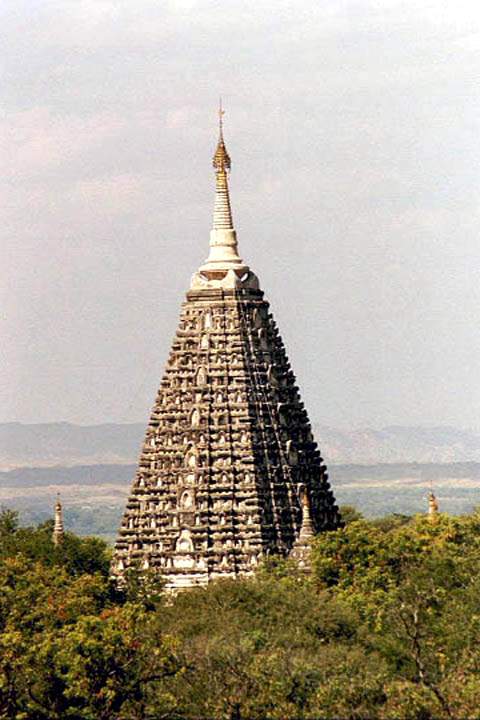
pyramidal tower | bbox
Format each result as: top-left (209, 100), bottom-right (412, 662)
top-left (113, 107), bottom-right (341, 589)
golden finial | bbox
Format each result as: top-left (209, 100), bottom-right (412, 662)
top-left (213, 98), bottom-right (231, 172)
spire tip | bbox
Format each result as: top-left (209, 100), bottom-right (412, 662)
top-left (219, 96), bottom-right (225, 139)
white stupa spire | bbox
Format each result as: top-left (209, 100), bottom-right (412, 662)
top-left (190, 102), bottom-right (259, 291)
top-left (200, 100), bottom-right (245, 273)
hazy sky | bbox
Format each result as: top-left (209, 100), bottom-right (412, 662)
top-left (2, 0), bottom-right (480, 430)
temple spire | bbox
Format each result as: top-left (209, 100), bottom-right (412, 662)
top-left (194, 102), bottom-right (251, 283)
top-left (53, 494), bottom-right (64, 545)
top-left (190, 106), bottom-right (259, 290)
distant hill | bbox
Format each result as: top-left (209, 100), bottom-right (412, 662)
top-left (2, 422), bottom-right (480, 471)
top-left (0, 422), bottom-right (144, 470)
top-left (316, 425), bottom-right (480, 465)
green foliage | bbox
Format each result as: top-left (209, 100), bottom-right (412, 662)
top-left (311, 512), bottom-right (480, 717)
top-left (338, 504), bottom-right (364, 525)
top-left (2, 508), bottom-right (480, 718)
top-left (0, 508), bottom-right (111, 577)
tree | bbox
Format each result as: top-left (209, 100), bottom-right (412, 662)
top-left (3, 509), bottom-right (480, 718)
top-left (0, 508), bottom-right (111, 577)
top-left (338, 504), bottom-right (364, 525)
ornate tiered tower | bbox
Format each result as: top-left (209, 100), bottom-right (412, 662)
top-left (113, 108), bottom-right (340, 589)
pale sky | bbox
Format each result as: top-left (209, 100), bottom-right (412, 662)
top-left (2, 0), bottom-right (480, 430)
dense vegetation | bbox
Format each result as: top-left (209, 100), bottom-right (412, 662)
top-left (1, 507), bottom-right (480, 719)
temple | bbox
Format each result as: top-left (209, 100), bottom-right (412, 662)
top-left (113, 108), bottom-right (341, 589)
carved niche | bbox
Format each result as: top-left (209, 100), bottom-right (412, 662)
top-left (191, 408), bottom-right (201, 427)
top-left (173, 529), bottom-right (195, 569)
top-left (196, 366), bottom-right (207, 386)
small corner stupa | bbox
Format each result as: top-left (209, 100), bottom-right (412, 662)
top-left (290, 485), bottom-right (315, 571)
top-left (427, 489), bottom-right (439, 522)
top-left (113, 105), bottom-right (341, 589)
top-left (53, 494), bottom-right (64, 545)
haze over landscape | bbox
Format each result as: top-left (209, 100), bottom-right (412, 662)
top-left (2, 0), bottom-right (480, 433)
